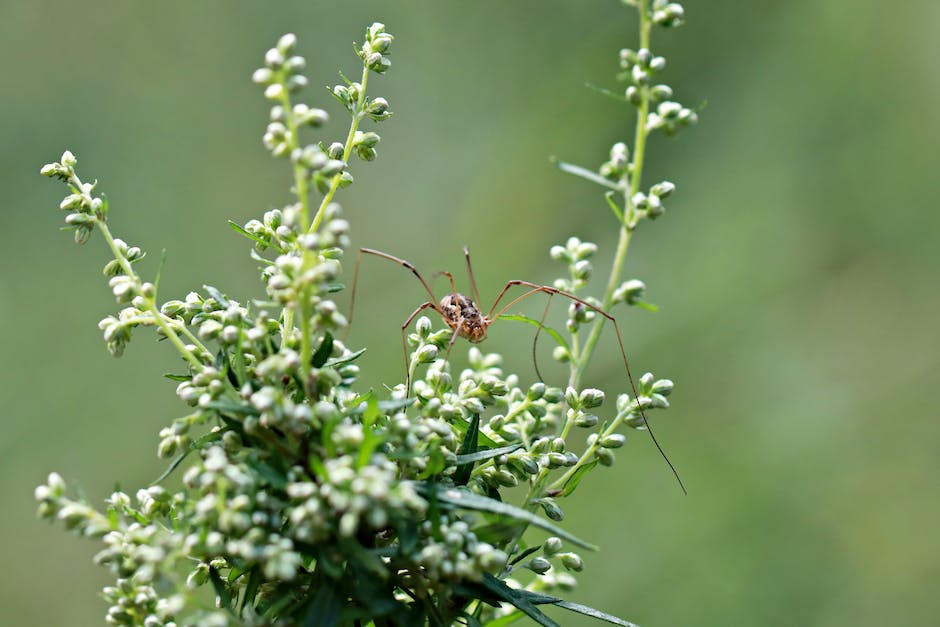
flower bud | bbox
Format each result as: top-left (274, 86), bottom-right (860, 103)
top-left (264, 83), bottom-right (285, 100)
top-left (277, 33), bottom-right (298, 53)
top-left (595, 447), bottom-right (615, 466)
top-left (579, 388), bottom-right (604, 408)
top-left (416, 344), bottom-right (438, 364)
top-left (539, 499), bottom-right (564, 521)
top-left (652, 378), bottom-right (674, 396)
top-left (265, 48), bottom-right (284, 69)
top-left (560, 552), bottom-right (584, 572)
top-left (543, 537), bottom-right (563, 555)
top-left (527, 557), bottom-right (551, 574)
top-left (251, 68), bottom-right (273, 84)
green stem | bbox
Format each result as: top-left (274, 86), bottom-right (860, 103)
top-left (569, 0), bottom-right (651, 391)
top-left (548, 402), bottom-right (637, 492)
top-left (68, 170), bottom-right (208, 370)
top-left (308, 65), bottom-right (371, 235)
top-left (298, 65), bottom-right (371, 388)
top-left (503, 0), bottom-right (654, 566)
top-left (96, 220), bottom-right (205, 370)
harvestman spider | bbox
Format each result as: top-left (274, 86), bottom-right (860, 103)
top-left (347, 246), bottom-right (685, 493)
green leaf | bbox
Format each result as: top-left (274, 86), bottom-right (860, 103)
top-left (311, 332), bottom-right (334, 368)
top-left (508, 544), bottom-right (542, 566)
top-left (558, 459), bottom-right (599, 498)
top-left (450, 412), bottom-right (500, 448)
top-left (208, 565), bottom-right (233, 611)
top-left (413, 483), bottom-right (597, 550)
top-left (240, 565), bottom-right (263, 613)
top-left (204, 285), bottom-right (230, 308)
top-left (514, 589), bottom-right (641, 627)
top-left (551, 157), bottom-right (623, 192)
top-left (154, 248), bottom-right (167, 295)
top-left (550, 601), bottom-right (640, 627)
top-left (453, 414), bottom-right (480, 486)
top-left (228, 220), bottom-right (269, 247)
top-left (244, 457), bottom-right (288, 490)
top-left (484, 611), bottom-right (526, 627)
top-left (163, 373), bottom-right (190, 382)
top-left (302, 577), bottom-right (342, 627)
top-left (480, 574), bottom-right (559, 627)
top-left (585, 82), bottom-right (630, 103)
top-left (497, 315), bottom-right (570, 353)
top-left (605, 191), bottom-right (626, 225)
top-left (324, 348), bottom-right (366, 368)
top-left (454, 443), bottom-right (523, 466)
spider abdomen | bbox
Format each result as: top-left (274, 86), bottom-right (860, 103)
top-left (439, 293), bottom-right (488, 342)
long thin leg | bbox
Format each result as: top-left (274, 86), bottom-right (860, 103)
top-left (401, 301), bottom-right (437, 392)
top-left (352, 248), bottom-right (443, 321)
top-left (531, 292), bottom-right (554, 383)
top-left (463, 246), bottom-right (483, 307)
top-left (430, 270), bottom-right (460, 302)
top-left (488, 280), bottom-right (687, 494)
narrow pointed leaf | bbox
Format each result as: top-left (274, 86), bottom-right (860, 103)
top-left (454, 443), bottom-right (523, 466)
top-left (324, 348), bottom-right (366, 368)
top-left (551, 157), bottom-right (623, 191)
top-left (228, 220), bottom-right (269, 246)
top-left (413, 484), bottom-right (597, 550)
top-left (311, 332), bottom-right (334, 367)
top-left (480, 574), bottom-right (559, 627)
top-left (453, 414), bottom-right (481, 486)
top-left (559, 459), bottom-right (599, 498)
top-left (498, 315), bottom-right (570, 353)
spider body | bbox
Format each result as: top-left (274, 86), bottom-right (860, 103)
top-left (440, 292), bottom-right (488, 343)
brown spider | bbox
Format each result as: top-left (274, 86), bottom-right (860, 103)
top-left (347, 246), bottom-right (685, 493)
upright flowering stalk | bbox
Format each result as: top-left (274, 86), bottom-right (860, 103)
top-left (36, 5), bottom-right (696, 626)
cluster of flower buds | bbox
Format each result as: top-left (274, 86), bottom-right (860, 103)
top-left (652, 0), bottom-right (685, 28)
top-left (411, 517), bottom-right (508, 584)
top-left (612, 278), bottom-right (648, 306)
top-left (550, 236), bottom-right (599, 293)
top-left (633, 179), bottom-right (676, 220)
top-left (618, 46), bottom-right (697, 137)
top-left (599, 141), bottom-right (631, 182)
top-left (253, 33), bottom-right (310, 101)
top-left (618, 372), bottom-right (674, 428)
top-left (647, 99), bottom-right (698, 135)
top-left (41, 151), bottom-right (106, 244)
top-left (358, 22), bottom-right (394, 74)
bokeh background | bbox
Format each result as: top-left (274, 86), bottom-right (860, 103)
top-left (2, 1), bottom-right (938, 625)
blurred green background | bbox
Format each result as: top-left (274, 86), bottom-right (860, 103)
top-left (2, 1), bottom-right (938, 625)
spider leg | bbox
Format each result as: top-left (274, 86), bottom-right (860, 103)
top-left (349, 248), bottom-right (444, 341)
top-left (463, 246), bottom-right (483, 307)
top-left (488, 280), bottom-right (686, 494)
top-left (531, 292), bottom-right (555, 383)
top-left (401, 301), bottom-right (437, 393)
top-left (431, 270), bottom-right (460, 303)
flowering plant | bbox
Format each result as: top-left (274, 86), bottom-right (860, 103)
top-left (36, 3), bottom-right (695, 625)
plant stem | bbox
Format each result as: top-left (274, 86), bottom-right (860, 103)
top-left (298, 65), bottom-right (371, 389)
top-left (97, 220), bottom-right (206, 370)
top-left (68, 170), bottom-right (208, 370)
top-left (570, 0), bottom-right (651, 391)
top-left (308, 65), bottom-right (371, 236)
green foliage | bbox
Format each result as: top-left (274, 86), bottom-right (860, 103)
top-left (35, 2), bottom-right (696, 625)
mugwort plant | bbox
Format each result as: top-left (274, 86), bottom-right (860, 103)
top-left (36, 2), bottom-right (696, 625)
